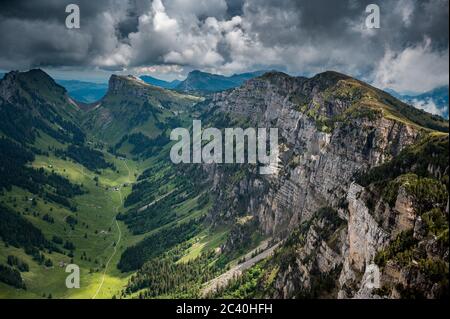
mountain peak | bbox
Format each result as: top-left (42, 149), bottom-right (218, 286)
top-left (314, 70), bottom-right (350, 79)
top-left (308, 71), bottom-right (352, 89)
top-left (188, 70), bottom-right (204, 75)
top-left (0, 69), bottom-right (65, 102)
top-left (107, 74), bottom-right (149, 95)
top-left (258, 71), bottom-right (292, 80)
top-left (109, 74), bottom-right (147, 86)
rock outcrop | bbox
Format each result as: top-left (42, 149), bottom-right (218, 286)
top-left (205, 72), bottom-right (421, 237)
top-left (205, 71), bottom-right (448, 299)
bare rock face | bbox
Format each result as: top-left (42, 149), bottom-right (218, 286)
top-left (107, 75), bottom-right (150, 98)
top-left (269, 208), bottom-right (347, 299)
top-left (346, 183), bottom-right (390, 272)
top-left (202, 72), bottom-right (448, 299)
top-left (337, 183), bottom-right (390, 298)
top-left (337, 179), bottom-right (448, 299)
top-left (0, 71), bottom-right (20, 101)
top-left (392, 186), bottom-right (416, 236)
top-left (205, 72), bottom-right (420, 238)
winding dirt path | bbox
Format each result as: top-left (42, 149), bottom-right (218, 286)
top-left (91, 161), bottom-right (131, 299)
top-left (91, 192), bottom-right (122, 299)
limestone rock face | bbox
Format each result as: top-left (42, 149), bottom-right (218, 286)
top-left (337, 183), bottom-right (390, 298)
top-left (346, 183), bottom-right (390, 272)
top-left (205, 72), bottom-right (420, 237)
top-left (108, 75), bottom-right (150, 98)
top-left (201, 72), bottom-right (447, 299)
top-left (201, 73), bottom-right (448, 298)
top-left (269, 209), bottom-right (347, 299)
top-left (392, 186), bottom-right (416, 236)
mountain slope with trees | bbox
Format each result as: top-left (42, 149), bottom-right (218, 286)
top-left (0, 69), bottom-right (447, 299)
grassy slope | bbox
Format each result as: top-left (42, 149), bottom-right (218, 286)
top-left (0, 151), bottom-right (141, 298)
top-left (81, 78), bottom-right (201, 145)
top-left (0, 123), bottom-right (227, 299)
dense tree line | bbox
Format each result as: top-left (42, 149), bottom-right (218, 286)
top-left (0, 137), bottom-right (34, 191)
top-left (7, 255), bottom-right (29, 272)
top-left (125, 250), bottom-right (223, 298)
top-left (123, 161), bottom-right (171, 207)
top-left (0, 264), bottom-right (26, 289)
top-left (121, 163), bottom-right (207, 234)
top-left (122, 179), bottom-right (157, 208)
top-left (118, 218), bottom-right (204, 272)
top-left (0, 94), bottom-right (85, 147)
top-left (119, 182), bottom-right (197, 234)
top-left (55, 145), bottom-right (114, 172)
top-left (210, 262), bottom-right (266, 299)
top-left (128, 132), bottom-right (169, 158)
top-left (110, 132), bottom-right (170, 160)
top-left (0, 204), bottom-right (52, 251)
top-left (0, 100), bottom-right (38, 144)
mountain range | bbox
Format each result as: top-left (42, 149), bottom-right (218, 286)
top-left (7, 70), bottom-right (266, 104)
top-left (4, 71), bottom-right (447, 121)
top-left (0, 68), bottom-right (448, 299)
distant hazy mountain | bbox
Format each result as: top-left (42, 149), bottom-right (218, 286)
top-left (175, 70), bottom-right (267, 93)
top-left (55, 79), bottom-right (108, 103)
top-left (140, 70), bottom-right (266, 93)
top-left (388, 86), bottom-right (449, 119)
top-left (140, 75), bottom-right (181, 89)
top-left (51, 70), bottom-right (267, 102)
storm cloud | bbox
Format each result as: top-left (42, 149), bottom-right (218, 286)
top-left (0, 0), bottom-right (448, 93)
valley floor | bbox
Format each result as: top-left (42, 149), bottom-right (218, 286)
top-left (0, 146), bottom-right (246, 299)
top-left (0, 153), bottom-right (144, 299)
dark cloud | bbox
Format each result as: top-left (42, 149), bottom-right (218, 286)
top-left (0, 0), bottom-right (448, 93)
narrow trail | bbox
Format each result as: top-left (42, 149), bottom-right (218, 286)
top-left (91, 161), bottom-right (131, 299)
top-left (91, 192), bottom-right (122, 299)
top-left (123, 160), bottom-right (132, 182)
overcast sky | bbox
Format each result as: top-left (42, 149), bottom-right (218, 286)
top-left (0, 0), bottom-right (448, 93)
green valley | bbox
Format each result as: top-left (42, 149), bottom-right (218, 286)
top-left (0, 68), bottom-right (448, 300)
top-left (0, 70), bottom-right (227, 299)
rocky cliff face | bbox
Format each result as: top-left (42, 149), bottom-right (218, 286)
top-left (107, 75), bottom-right (153, 98)
top-left (203, 71), bottom-right (448, 299)
top-left (204, 72), bottom-right (422, 237)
